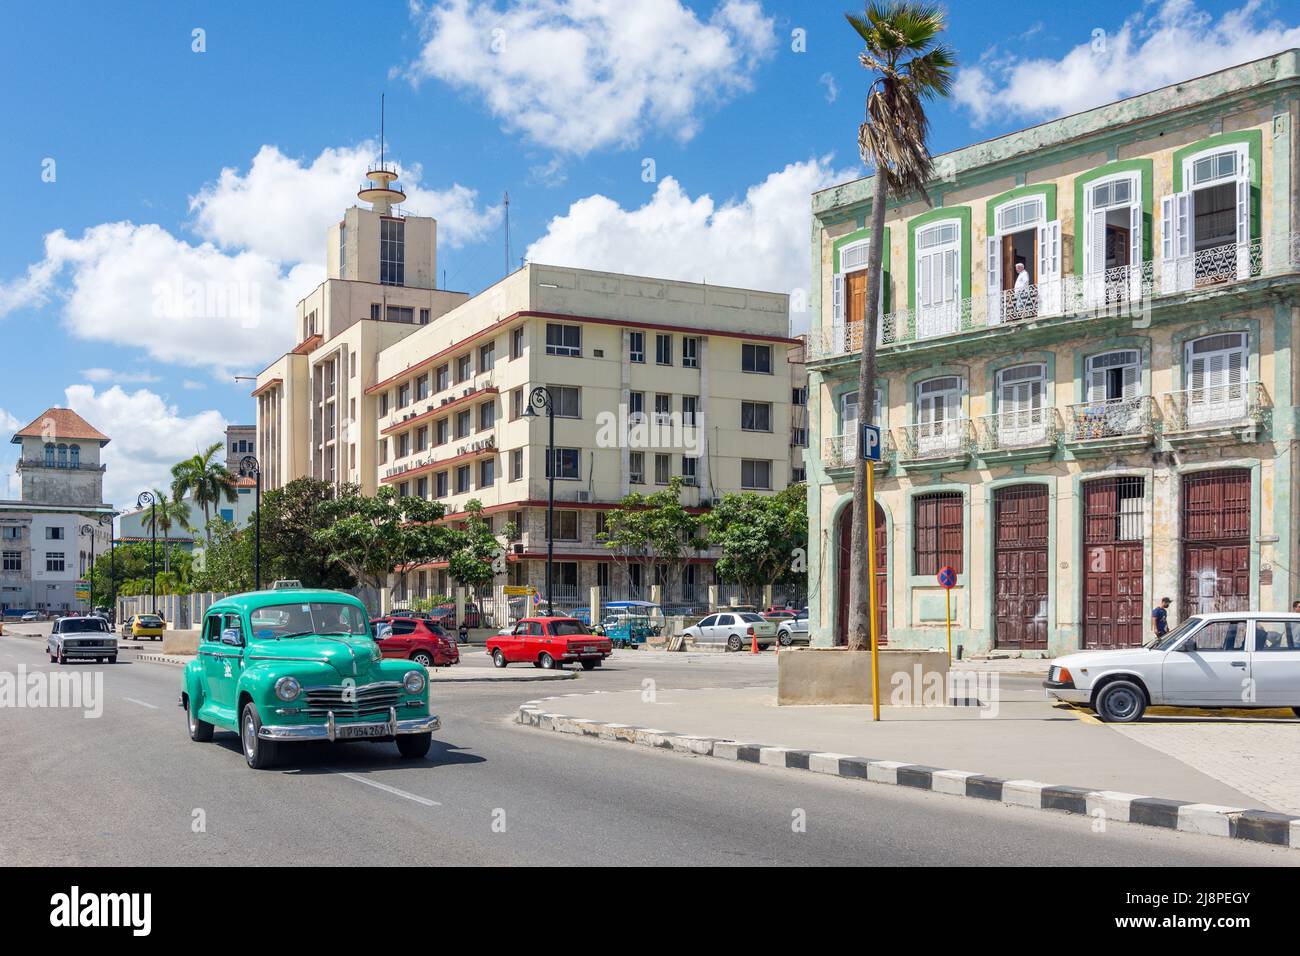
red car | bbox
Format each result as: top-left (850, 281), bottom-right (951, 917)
top-left (371, 615), bottom-right (460, 667)
top-left (427, 603), bottom-right (481, 628)
top-left (487, 617), bottom-right (612, 671)
top-left (762, 607), bottom-right (797, 621)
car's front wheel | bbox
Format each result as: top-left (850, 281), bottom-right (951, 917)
top-left (726, 634), bottom-right (742, 652)
top-left (397, 732), bottom-right (432, 759)
top-left (186, 695), bottom-right (214, 742)
top-left (411, 650), bottom-right (434, 667)
top-left (241, 702), bottom-right (278, 769)
top-left (1095, 680), bottom-right (1147, 723)
top-left (492, 648), bottom-right (507, 668)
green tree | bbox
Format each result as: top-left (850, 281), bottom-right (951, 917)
top-left (89, 541), bottom-right (191, 606)
top-left (191, 516), bottom-right (254, 593)
top-left (844, 3), bottom-right (955, 650)
top-left (700, 484), bottom-right (807, 605)
top-left (597, 477), bottom-right (704, 598)
top-left (171, 442), bottom-right (237, 545)
top-left (313, 486), bottom-right (460, 600)
top-left (141, 488), bottom-right (193, 572)
top-left (446, 500), bottom-right (505, 600)
top-left (259, 477), bottom-right (355, 588)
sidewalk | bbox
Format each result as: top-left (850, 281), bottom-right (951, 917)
top-left (521, 683), bottom-right (1292, 813)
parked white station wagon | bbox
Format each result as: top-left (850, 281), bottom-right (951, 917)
top-left (1045, 612), bottom-right (1300, 722)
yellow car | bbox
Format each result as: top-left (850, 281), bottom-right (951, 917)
top-left (124, 613), bottom-right (166, 639)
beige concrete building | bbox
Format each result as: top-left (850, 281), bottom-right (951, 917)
top-left (805, 51), bottom-right (1300, 657)
top-left (255, 157), bottom-right (801, 608)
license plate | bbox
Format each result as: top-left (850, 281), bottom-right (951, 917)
top-left (337, 723), bottom-right (388, 739)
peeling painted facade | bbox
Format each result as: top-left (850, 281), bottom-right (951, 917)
top-left (806, 51), bottom-right (1300, 657)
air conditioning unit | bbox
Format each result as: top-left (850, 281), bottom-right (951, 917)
top-left (683, 477), bottom-right (697, 487)
top-left (576, 491), bottom-right (590, 503)
top-left (441, 397), bottom-right (451, 405)
top-left (711, 497), bottom-right (723, 506)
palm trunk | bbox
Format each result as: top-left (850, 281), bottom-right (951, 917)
top-left (846, 171), bottom-right (889, 651)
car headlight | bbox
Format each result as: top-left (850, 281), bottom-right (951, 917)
top-left (275, 676), bottom-right (302, 702)
top-left (403, 670), bottom-right (426, 695)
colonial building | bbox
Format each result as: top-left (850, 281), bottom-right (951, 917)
top-left (0, 408), bottom-right (114, 614)
top-left (806, 51), bottom-right (1300, 656)
top-left (255, 155), bottom-right (801, 608)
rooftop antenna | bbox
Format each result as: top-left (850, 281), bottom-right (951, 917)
top-left (503, 190), bottom-right (511, 276)
top-left (358, 94), bottom-right (404, 215)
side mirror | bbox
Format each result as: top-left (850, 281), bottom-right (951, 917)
top-left (375, 623), bottom-right (393, 641)
top-left (220, 627), bottom-right (244, 647)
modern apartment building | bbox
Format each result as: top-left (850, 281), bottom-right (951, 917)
top-left (806, 51), bottom-right (1300, 656)
top-left (0, 408), bottom-right (114, 613)
top-left (255, 156), bottom-right (800, 607)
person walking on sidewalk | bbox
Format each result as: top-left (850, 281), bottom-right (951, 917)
top-left (1151, 597), bottom-right (1172, 639)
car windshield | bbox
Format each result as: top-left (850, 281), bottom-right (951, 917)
top-left (1145, 616), bottom-right (1202, 651)
top-left (61, 619), bottom-right (108, 633)
top-left (551, 620), bottom-right (590, 636)
top-left (249, 602), bottom-right (370, 639)
top-left (738, 613), bottom-right (766, 623)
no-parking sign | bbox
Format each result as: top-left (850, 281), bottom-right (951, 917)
top-left (937, 566), bottom-right (957, 589)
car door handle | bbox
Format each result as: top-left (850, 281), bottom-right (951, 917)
top-left (1230, 661), bottom-right (1247, 667)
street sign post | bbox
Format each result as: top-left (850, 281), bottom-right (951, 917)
top-left (866, 438), bottom-right (881, 721)
top-left (860, 423), bottom-right (882, 462)
top-left (937, 566), bottom-right (957, 659)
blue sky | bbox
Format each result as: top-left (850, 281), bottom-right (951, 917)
top-left (1, 0), bottom-right (1297, 505)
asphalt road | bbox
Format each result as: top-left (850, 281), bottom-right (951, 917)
top-left (0, 632), bottom-right (1291, 866)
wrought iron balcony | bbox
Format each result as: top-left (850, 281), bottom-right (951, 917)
top-left (972, 408), bottom-right (1060, 460)
top-left (1065, 396), bottom-right (1156, 448)
top-left (1161, 383), bottom-right (1269, 442)
top-left (821, 430), bottom-right (893, 470)
top-left (895, 419), bottom-right (972, 466)
top-left (16, 459), bottom-right (107, 472)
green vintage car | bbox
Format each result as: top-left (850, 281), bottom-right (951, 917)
top-left (179, 588), bottom-right (439, 769)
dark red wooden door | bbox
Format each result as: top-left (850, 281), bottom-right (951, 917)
top-left (835, 503), bottom-right (888, 646)
top-left (993, 484), bottom-right (1049, 649)
top-left (1082, 477), bottom-right (1145, 649)
top-left (1182, 470), bottom-right (1251, 614)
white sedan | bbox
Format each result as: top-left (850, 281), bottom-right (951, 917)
top-left (1045, 611), bottom-right (1300, 722)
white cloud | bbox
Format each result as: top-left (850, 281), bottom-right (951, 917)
top-left (406, 0), bottom-right (777, 154)
top-left (525, 156), bottom-right (856, 332)
top-left (81, 368), bottom-right (161, 385)
top-left (190, 143), bottom-right (502, 260)
top-left (954, 0), bottom-right (1300, 125)
top-left (63, 385), bottom-right (228, 508)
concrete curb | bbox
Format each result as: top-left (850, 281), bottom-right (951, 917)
top-left (515, 698), bottom-right (1299, 851)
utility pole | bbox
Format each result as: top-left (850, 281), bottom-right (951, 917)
top-left (503, 190), bottom-right (511, 276)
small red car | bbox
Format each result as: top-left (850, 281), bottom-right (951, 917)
top-left (371, 615), bottom-right (460, 667)
top-left (761, 607), bottom-right (797, 621)
top-left (427, 603), bottom-right (481, 628)
top-left (487, 617), bottom-right (612, 671)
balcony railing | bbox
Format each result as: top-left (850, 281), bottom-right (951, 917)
top-left (973, 408), bottom-right (1059, 454)
top-left (806, 233), bottom-right (1299, 362)
top-left (821, 430), bottom-right (893, 469)
top-left (1066, 396), bottom-right (1155, 442)
top-left (895, 419), bottom-right (972, 462)
top-left (1161, 382), bottom-right (1269, 435)
top-left (16, 459), bottom-right (107, 472)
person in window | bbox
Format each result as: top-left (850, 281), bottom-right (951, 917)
top-left (1291, 600), bottom-right (1300, 614)
top-left (1012, 260), bottom-right (1031, 317)
top-left (1151, 596), bottom-right (1171, 638)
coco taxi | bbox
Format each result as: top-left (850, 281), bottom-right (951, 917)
top-left (180, 588), bottom-right (439, 769)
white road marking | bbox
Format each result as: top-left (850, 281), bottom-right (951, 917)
top-left (336, 772), bottom-right (441, 807)
top-left (123, 697), bottom-right (159, 710)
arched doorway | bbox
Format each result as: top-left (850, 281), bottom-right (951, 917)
top-left (835, 502), bottom-right (888, 646)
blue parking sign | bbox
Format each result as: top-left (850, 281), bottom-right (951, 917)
top-left (860, 423), bottom-right (882, 462)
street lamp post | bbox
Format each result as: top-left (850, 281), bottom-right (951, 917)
top-left (78, 523), bottom-right (96, 613)
top-left (239, 455), bottom-right (262, 591)
top-left (523, 387), bottom-right (555, 612)
top-left (137, 491), bottom-right (156, 615)
top-left (101, 513), bottom-right (116, 622)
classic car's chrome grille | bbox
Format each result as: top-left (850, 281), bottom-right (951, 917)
top-left (304, 682), bottom-right (403, 719)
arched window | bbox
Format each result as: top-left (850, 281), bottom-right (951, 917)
top-left (44, 443), bottom-right (54, 466)
top-left (69, 444), bottom-right (80, 467)
top-left (57, 444), bottom-right (68, 468)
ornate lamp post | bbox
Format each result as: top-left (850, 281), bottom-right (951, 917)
top-left (137, 490), bottom-right (156, 614)
top-left (78, 523), bottom-right (96, 613)
top-left (239, 454), bottom-right (262, 591)
top-left (522, 386), bottom-right (555, 612)
top-left (101, 512), bottom-right (117, 622)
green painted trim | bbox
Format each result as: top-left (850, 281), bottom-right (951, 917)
top-left (1171, 129), bottom-right (1263, 244)
top-left (830, 378), bottom-right (889, 432)
top-left (903, 482), bottom-right (972, 628)
top-left (1071, 335), bottom-right (1152, 404)
top-left (985, 183), bottom-right (1058, 236)
top-left (986, 350), bottom-right (1056, 414)
top-left (907, 206), bottom-right (973, 313)
top-left (1167, 315), bottom-right (1261, 393)
top-left (1170, 459), bottom-right (1263, 615)
top-left (1269, 300), bottom-right (1294, 611)
top-left (823, 493), bottom-right (896, 645)
top-left (1071, 158), bottom-right (1154, 276)
top-left (833, 226), bottom-right (893, 314)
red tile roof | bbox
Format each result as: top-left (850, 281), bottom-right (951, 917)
top-left (10, 408), bottom-right (110, 445)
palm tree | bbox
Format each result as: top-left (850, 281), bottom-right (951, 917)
top-left (143, 489), bottom-right (192, 572)
top-left (844, 4), bottom-right (956, 651)
top-left (171, 442), bottom-right (237, 545)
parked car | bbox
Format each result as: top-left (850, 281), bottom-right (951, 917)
top-left (679, 611), bottom-right (778, 651)
top-left (762, 608), bottom-right (797, 622)
top-left (180, 588), bottom-right (439, 769)
top-left (48, 616), bottom-right (117, 664)
top-left (20, 610), bottom-right (41, 622)
top-left (1044, 611), bottom-right (1300, 722)
top-left (777, 608), bottom-right (810, 646)
top-left (427, 603), bottom-right (481, 628)
top-left (370, 615), bottom-right (459, 667)
top-left (122, 613), bottom-right (165, 639)
top-left (603, 601), bottom-right (666, 634)
top-left (486, 617), bottom-right (612, 670)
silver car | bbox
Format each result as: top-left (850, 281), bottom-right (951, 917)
top-left (48, 616), bottom-right (118, 664)
top-left (678, 612), bottom-right (778, 651)
top-left (777, 608), bottom-right (810, 646)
